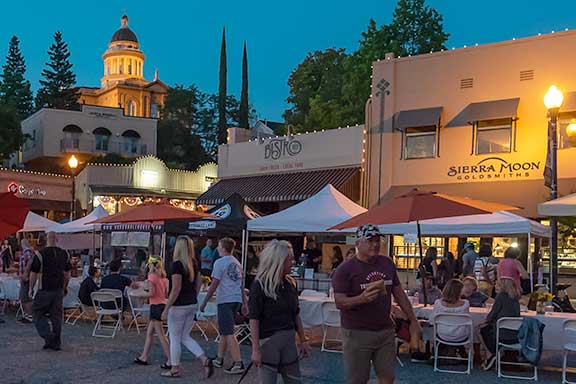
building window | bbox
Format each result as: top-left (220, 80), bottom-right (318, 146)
top-left (475, 118), bottom-right (512, 154)
top-left (122, 130), bottom-right (141, 155)
top-left (150, 103), bottom-right (159, 118)
top-left (62, 124), bottom-right (83, 150)
top-left (119, 58), bottom-right (124, 74)
top-left (93, 127), bottom-right (111, 151)
top-left (404, 126), bottom-right (437, 159)
top-left (127, 100), bottom-right (137, 116)
top-left (128, 59), bottom-right (132, 74)
top-left (559, 117), bottom-right (576, 149)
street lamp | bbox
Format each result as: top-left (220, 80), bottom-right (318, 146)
top-left (567, 119), bottom-right (576, 145)
top-left (543, 85), bottom-right (564, 294)
top-left (68, 155), bottom-right (78, 220)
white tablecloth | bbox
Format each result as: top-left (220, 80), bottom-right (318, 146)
top-left (0, 275), bottom-right (81, 308)
top-left (299, 296), bottom-right (334, 329)
top-left (414, 304), bottom-right (576, 351)
top-left (0, 275), bottom-right (19, 301)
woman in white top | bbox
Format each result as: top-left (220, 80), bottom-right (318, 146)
top-left (431, 279), bottom-right (470, 342)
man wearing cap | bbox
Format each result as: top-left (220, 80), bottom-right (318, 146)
top-left (462, 242), bottom-right (478, 277)
top-left (332, 224), bottom-right (421, 384)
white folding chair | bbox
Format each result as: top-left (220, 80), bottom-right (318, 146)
top-left (91, 291), bottom-right (123, 338)
top-left (65, 299), bottom-right (83, 325)
top-left (234, 321), bottom-right (252, 344)
top-left (300, 289), bottom-right (326, 298)
top-left (194, 301), bottom-right (220, 341)
top-left (321, 302), bottom-right (342, 353)
top-left (496, 317), bottom-right (537, 381)
top-left (562, 319), bottom-right (576, 384)
top-left (127, 290), bottom-right (150, 334)
top-left (432, 313), bottom-right (474, 375)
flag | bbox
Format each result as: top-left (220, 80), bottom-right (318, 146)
top-left (544, 120), bottom-right (553, 189)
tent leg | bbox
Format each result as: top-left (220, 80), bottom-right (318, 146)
top-left (241, 230), bottom-right (248, 290)
top-left (160, 232), bottom-right (166, 260)
top-left (417, 221), bottom-right (427, 307)
top-left (528, 233), bottom-right (533, 292)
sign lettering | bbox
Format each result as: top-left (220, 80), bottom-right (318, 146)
top-left (264, 138), bottom-right (302, 160)
top-left (447, 157), bottom-right (541, 180)
top-left (7, 182), bottom-right (47, 197)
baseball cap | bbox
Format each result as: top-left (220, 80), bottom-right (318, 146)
top-left (356, 224), bottom-right (381, 240)
top-left (464, 242), bottom-right (475, 249)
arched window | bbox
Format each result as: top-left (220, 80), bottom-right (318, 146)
top-left (62, 125), bottom-right (82, 150)
top-left (127, 100), bottom-right (137, 116)
top-left (119, 58), bottom-right (124, 74)
top-left (122, 130), bottom-right (141, 155)
top-left (93, 127), bottom-right (112, 151)
top-left (128, 59), bottom-right (132, 74)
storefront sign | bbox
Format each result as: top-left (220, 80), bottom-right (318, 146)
top-left (7, 181), bottom-right (48, 197)
top-left (187, 220), bottom-right (217, 230)
top-left (447, 157), bottom-right (541, 181)
top-left (264, 138), bottom-right (302, 160)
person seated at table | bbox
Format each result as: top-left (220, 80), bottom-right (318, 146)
top-left (100, 258), bottom-right (138, 310)
top-left (70, 255), bottom-right (80, 278)
top-left (479, 277), bottom-right (521, 371)
top-left (78, 266), bottom-right (100, 307)
top-left (430, 279), bottom-right (470, 344)
top-left (461, 276), bottom-right (489, 308)
top-left (418, 273), bottom-right (442, 305)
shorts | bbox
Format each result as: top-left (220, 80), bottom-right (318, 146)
top-left (150, 304), bottom-right (165, 321)
top-left (19, 281), bottom-right (32, 303)
top-left (342, 328), bottom-right (396, 384)
top-left (217, 302), bottom-right (241, 336)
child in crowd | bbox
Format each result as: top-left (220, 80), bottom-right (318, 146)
top-left (430, 279), bottom-right (470, 343)
top-left (418, 273), bottom-right (442, 305)
top-left (461, 276), bottom-right (490, 307)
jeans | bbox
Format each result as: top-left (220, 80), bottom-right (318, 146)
top-left (33, 289), bottom-right (64, 348)
top-left (167, 304), bottom-right (205, 366)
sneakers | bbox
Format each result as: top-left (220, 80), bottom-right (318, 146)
top-left (213, 357), bottom-right (224, 368)
top-left (224, 362), bottom-right (246, 374)
top-left (410, 351), bottom-right (430, 363)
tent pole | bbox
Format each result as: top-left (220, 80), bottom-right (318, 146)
top-left (241, 229), bottom-right (248, 290)
top-left (417, 220), bottom-right (427, 307)
top-left (528, 232), bottom-right (533, 292)
top-left (160, 232), bottom-right (166, 260)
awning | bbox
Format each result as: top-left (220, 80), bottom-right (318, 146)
top-left (445, 98), bottom-right (520, 127)
top-left (394, 107), bottom-right (443, 130)
top-left (196, 167), bottom-right (360, 205)
top-left (90, 185), bottom-right (199, 200)
top-left (560, 91), bottom-right (576, 113)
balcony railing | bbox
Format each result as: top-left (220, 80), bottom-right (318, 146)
top-left (60, 137), bottom-right (148, 157)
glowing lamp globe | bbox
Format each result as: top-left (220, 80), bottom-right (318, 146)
top-left (68, 155), bottom-right (79, 169)
top-left (567, 120), bottom-right (576, 138)
top-left (544, 85), bottom-right (564, 109)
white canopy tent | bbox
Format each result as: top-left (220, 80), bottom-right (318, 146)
top-left (538, 193), bottom-right (576, 217)
top-left (18, 212), bottom-right (61, 233)
top-left (247, 184), bottom-right (367, 233)
top-left (374, 211), bottom-right (551, 238)
top-left (49, 205), bottom-right (109, 233)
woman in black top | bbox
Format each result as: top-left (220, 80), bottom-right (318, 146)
top-left (331, 246), bottom-right (343, 271)
top-left (161, 236), bottom-right (213, 378)
top-left (249, 240), bottom-right (311, 384)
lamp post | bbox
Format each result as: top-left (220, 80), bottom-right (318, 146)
top-left (68, 155), bottom-right (79, 221)
top-left (543, 85), bottom-right (563, 294)
top-left (375, 79), bottom-right (390, 202)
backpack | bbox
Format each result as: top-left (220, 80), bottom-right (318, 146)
top-left (518, 317), bottom-right (545, 365)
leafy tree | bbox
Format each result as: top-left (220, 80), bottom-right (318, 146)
top-left (0, 105), bottom-right (24, 161)
top-left (217, 28), bottom-right (228, 144)
top-left (390, 0), bottom-right (449, 56)
top-left (285, 48), bottom-right (348, 132)
top-left (35, 31), bottom-right (77, 110)
top-left (89, 153), bottom-right (132, 165)
top-left (239, 41), bottom-right (249, 129)
top-left (0, 36), bottom-right (33, 120)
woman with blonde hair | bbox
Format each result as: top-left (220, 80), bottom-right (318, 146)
top-left (249, 240), bottom-right (311, 384)
top-left (161, 236), bottom-right (213, 378)
top-left (134, 257), bottom-right (171, 368)
top-left (480, 277), bottom-right (521, 370)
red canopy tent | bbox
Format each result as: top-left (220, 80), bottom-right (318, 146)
top-left (332, 189), bottom-right (518, 305)
top-left (0, 192), bottom-right (30, 239)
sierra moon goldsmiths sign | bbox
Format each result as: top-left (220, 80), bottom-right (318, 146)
top-left (447, 157), bottom-right (541, 181)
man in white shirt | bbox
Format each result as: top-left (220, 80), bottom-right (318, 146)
top-left (200, 237), bottom-right (247, 374)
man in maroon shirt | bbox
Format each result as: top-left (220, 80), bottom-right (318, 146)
top-left (332, 224), bottom-right (420, 384)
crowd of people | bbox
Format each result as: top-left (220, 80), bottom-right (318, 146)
top-left (1, 226), bottom-right (539, 384)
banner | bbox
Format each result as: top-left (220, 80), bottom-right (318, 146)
top-left (544, 120), bottom-right (553, 189)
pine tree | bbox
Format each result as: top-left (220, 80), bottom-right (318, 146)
top-left (0, 105), bottom-right (24, 161)
top-left (0, 36), bottom-right (33, 120)
top-left (217, 27), bottom-right (228, 144)
top-left (239, 41), bottom-right (249, 129)
top-left (35, 31), bottom-right (77, 110)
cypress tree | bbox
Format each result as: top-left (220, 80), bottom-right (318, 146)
top-left (0, 36), bottom-right (33, 120)
top-left (35, 31), bottom-right (77, 110)
top-left (239, 41), bottom-right (249, 129)
top-left (217, 27), bottom-right (227, 144)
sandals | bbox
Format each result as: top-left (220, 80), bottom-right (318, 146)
top-left (161, 370), bottom-right (181, 378)
top-left (204, 358), bottom-right (215, 378)
top-left (160, 363), bottom-right (172, 370)
top-left (482, 354), bottom-right (497, 371)
top-left (133, 357), bottom-right (148, 366)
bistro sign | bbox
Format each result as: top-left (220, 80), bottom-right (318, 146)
top-left (264, 138), bottom-right (302, 160)
top-left (7, 182), bottom-right (48, 197)
top-left (447, 157), bottom-right (541, 180)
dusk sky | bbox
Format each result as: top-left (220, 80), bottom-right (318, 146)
top-left (1, 0), bottom-right (575, 122)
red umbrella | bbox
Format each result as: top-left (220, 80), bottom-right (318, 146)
top-left (0, 192), bottom-right (30, 239)
top-left (91, 203), bottom-right (214, 224)
top-left (331, 189), bottom-right (519, 306)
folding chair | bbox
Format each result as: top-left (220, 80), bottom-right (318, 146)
top-left (496, 317), bottom-right (538, 381)
top-left (432, 313), bottom-right (474, 375)
top-left (321, 302), bottom-right (342, 353)
top-left (300, 289), bottom-right (326, 298)
top-left (65, 299), bottom-right (82, 325)
top-left (194, 301), bottom-right (220, 341)
top-left (562, 319), bottom-right (576, 384)
top-left (127, 290), bottom-right (150, 334)
top-left (0, 280), bottom-right (8, 314)
top-left (91, 291), bottom-right (123, 338)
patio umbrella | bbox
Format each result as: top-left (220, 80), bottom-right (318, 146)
top-left (331, 189), bottom-right (518, 305)
top-left (538, 192), bottom-right (576, 217)
top-left (0, 192), bottom-right (30, 239)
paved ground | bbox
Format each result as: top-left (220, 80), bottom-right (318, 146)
top-left (0, 311), bottom-right (568, 384)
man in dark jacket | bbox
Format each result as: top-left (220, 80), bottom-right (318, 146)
top-left (78, 266), bottom-right (100, 307)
